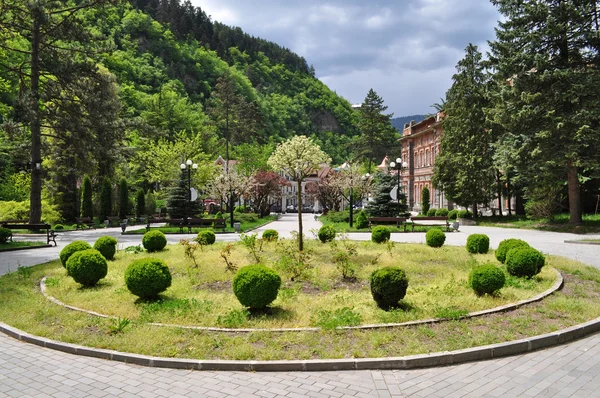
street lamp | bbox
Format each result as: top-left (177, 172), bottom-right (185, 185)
top-left (180, 159), bottom-right (198, 220)
top-left (389, 157), bottom-right (407, 214)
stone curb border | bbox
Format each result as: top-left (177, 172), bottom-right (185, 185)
top-left (40, 269), bottom-right (563, 333)
top-left (0, 244), bottom-right (51, 253)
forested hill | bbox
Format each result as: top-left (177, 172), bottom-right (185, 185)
top-left (390, 115), bottom-right (427, 132)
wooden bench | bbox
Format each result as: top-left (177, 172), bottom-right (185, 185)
top-left (410, 216), bottom-right (450, 232)
top-left (76, 217), bottom-right (95, 230)
top-left (186, 218), bottom-right (226, 233)
top-left (368, 217), bottom-right (407, 232)
top-left (0, 222), bottom-right (57, 246)
top-left (146, 217), bottom-right (168, 232)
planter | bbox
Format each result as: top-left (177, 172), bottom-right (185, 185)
top-left (457, 218), bottom-right (476, 226)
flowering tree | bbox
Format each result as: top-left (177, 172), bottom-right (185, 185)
top-left (208, 169), bottom-right (255, 227)
top-left (305, 173), bottom-right (343, 212)
top-left (249, 170), bottom-right (289, 217)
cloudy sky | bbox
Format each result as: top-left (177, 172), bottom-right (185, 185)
top-left (190, 0), bottom-right (501, 117)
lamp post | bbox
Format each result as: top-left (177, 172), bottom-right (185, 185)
top-left (389, 157), bottom-right (407, 214)
top-left (180, 159), bottom-right (198, 220)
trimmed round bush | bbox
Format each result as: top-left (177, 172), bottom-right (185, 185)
top-left (66, 249), bottom-right (108, 286)
top-left (232, 264), bottom-right (281, 309)
top-left (59, 240), bottom-right (92, 267)
top-left (196, 230), bottom-right (216, 245)
top-left (448, 209), bottom-right (458, 220)
top-left (425, 229), bottom-right (446, 248)
top-left (466, 234), bottom-right (490, 254)
top-left (262, 229), bottom-right (279, 242)
top-left (457, 210), bottom-right (472, 219)
top-left (355, 211), bottom-right (368, 229)
top-left (495, 239), bottom-right (530, 264)
top-left (318, 225), bottom-right (336, 243)
top-left (0, 227), bottom-right (11, 244)
top-left (506, 247), bottom-right (545, 278)
top-left (435, 208), bottom-right (449, 217)
top-left (469, 263), bottom-right (505, 296)
top-left (53, 224), bottom-right (64, 230)
top-left (371, 226), bottom-right (391, 243)
top-left (370, 267), bottom-right (409, 309)
top-left (142, 230), bottom-right (167, 252)
top-left (124, 258), bottom-right (172, 299)
top-left (93, 236), bottom-right (118, 260)
top-left (427, 208), bottom-right (437, 216)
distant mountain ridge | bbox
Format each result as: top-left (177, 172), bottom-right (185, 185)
top-left (391, 114), bottom-right (427, 132)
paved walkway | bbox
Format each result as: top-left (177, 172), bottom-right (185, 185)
top-left (2, 214), bottom-right (600, 397)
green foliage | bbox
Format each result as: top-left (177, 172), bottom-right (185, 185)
top-left (215, 211), bottom-right (223, 219)
top-left (312, 307), bottom-right (362, 330)
top-left (107, 317), bottom-right (131, 335)
top-left (457, 210), bottom-right (472, 219)
top-left (422, 186), bottom-right (431, 215)
top-left (145, 192), bottom-right (157, 216)
top-left (506, 247), bottom-right (545, 278)
top-left (66, 249), bottom-right (108, 287)
top-left (275, 232), bottom-right (313, 281)
top-left (495, 239), bottom-right (530, 264)
top-left (370, 267), bottom-right (409, 310)
top-left (217, 309), bottom-right (249, 328)
top-left (426, 229), bottom-right (446, 248)
top-left (330, 237), bottom-right (360, 280)
top-left (136, 189), bottom-right (146, 218)
top-left (466, 234), bottom-right (490, 254)
top-left (448, 209), bottom-right (458, 220)
top-left (80, 175), bottom-right (93, 219)
top-left (355, 211), bottom-right (368, 229)
top-left (232, 264), bottom-right (281, 309)
top-left (262, 229), bottom-right (279, 242)
top-left (142, 230), bottom-right (167, 252)
top-left (240, 233), bottom-right (263, 263)
top-left (365, 171), bottom-right (408, 217)
top-left (100, 178), bottom-right (112, 223)
top-left (318, 225), bottom-right (336, 243)
top-left (93, 236), bottom-right (118, 260)
top-left (426, 208), bottom-right (437, 216)
top-left (53, 224), bottom-right (64, 230)
top-left (0, 200), bottom-right (61, 225)
top-left (124, 258), bottom-right (172, 299)
top-left (0, 228), bottom-right (11, 244)
top-left (371, 226), bottom-right (391, 244)
top-left (469, 264), bottom-right (505, 295)
top-left (0, 172), bottom-right (30, 202)
top-left (59, 241), bottom-right (92, 267)
top-left (118, 178), bottom-right (129, 219)
top-left (435, 208), bottom-right (449, 217)
top-left (196, 230), bottom-right (216, 245)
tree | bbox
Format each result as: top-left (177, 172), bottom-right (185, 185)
top-left (352, 89), bottom-right (399, 172)
top-left (422, 186), bottom-right (430, 215)
top-left (118, 178), bottom-right (129, 219)
top-left (136, 189), bottom-right (146, 218)
top-left (208, 168), bottom-right (255, 227)
top-left (365, 171), bottom-right (408, 217)
top-left (334, 162), bottom-right (372, 227)
top-left (167, 171), bottom-right (201, 219)
top-left (99, 177), bottom-right (112, 223)
top-left (432, 44), bottom-right (495, 215)
top-left (488, 0), bottom-right (600, 225)
top-left (268, 135), bottom-right (331, 250)
top-left (249, 170), bottom-right (289, 217)
top-left (305, 172), bottom-right (343, 212)
top-left (80, 175), bottom-right (93, 219)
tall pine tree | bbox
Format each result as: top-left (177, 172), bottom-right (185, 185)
top-left (365, 171), bottom-right (408, 217)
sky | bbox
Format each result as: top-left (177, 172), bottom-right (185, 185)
top-left (190, 0), bottom-right (501, 117)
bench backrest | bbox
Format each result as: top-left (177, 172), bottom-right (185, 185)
top-left (76, 217), bottom-right (92, 222)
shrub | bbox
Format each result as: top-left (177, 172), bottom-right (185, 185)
top-left (93, 236), bottom-right (118, 260)
top-left (448, 209), bottom-right (458, 220)
top-left (136, 189), bottom-right (146, 218)
top-left (421, 186), bottom-right (430, 215)
top-left (324, 210), bottom-right (348, 223)
top-left (118, 178), bottom-right (129, 219)
top-left (0, 227), bottom-right (11, 244)
top-left (469, 264), bottom-right (505, 295)
top-left (262, 229), bottom-right (279, 242)
top-left (66, 249), bottom-right (108, 286)
top-left (506, 247), bottom-right (545, 278)
top-left (59, 240), bottom-right (92, 267)
top-left (457, 210), bottom-right (472, 219)
top-left (125, 258), bottom-right (172, 299)
top-left (145, 192), bottom-right (157, 216)
top-left (142, 230), bottom-right (167, 252)
top-left (426, 229), bottom-right (446, 248)
top-left (232, 264), bottom-right (281, 309)
top-left (371, 226), bottom-right (391, 243)
top-left (80, 175), bottom-right (93, 219)
top-left (466, 234), bottom-right (490, 254)
top-left (318, 225), bottom-right (336, 243)
top-left (370, 267), bottom-right (409, 309)
top-left (495, 239), bottom-right (530, 264)
top-left (196, 230), bottom-right (216, 245)
top-left (355, 211), bottom-right (368, 229)
top-left (435, 208), bottom-right (449, 217)
top-left (215, 211), bottom-right (223, 219)
top-left (427, 208), bottom-right (437, 216)
top-left (53, 224), bottom-right (64, 230)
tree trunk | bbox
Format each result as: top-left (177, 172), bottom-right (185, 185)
top-left (506, 176), bottom-right (512, 216)
top-left (29, 9), bottom-right (43, 224)
top-left (496, 170), bottom-right (503, 217)
top-left (567, 161), bottom-right (582, 225)
top-left (297, 180), bottom-right (303, 251)
top-left (229, 192), bottom-right (235, 228)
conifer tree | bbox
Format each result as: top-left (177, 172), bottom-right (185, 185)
top-left (421, 186), bottom-right (430, 215)
top-left (80, 175), bottom-right (93, 219)
top-left (99, 177), bottom-right (112, 223)
top-left (136, 189), bottom-right (146, 218)
top-left (118, 178), bottom-right (129, 219)
top-left (167, 171), bottom-right (200, 219)
top-left (365, 171), bottom-right (408, 217)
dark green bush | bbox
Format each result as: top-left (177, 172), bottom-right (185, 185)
top-left (370, 267), bottom-right (409, 309)
top-left (469, 263), bottom-right (505, 295)
top-left (232, 264), bottom-right (281, 309)
top-left (196, 230), bottom-right (216, 245)
top-left (448, 209), bottom-right (458, 220)
top-left (435, 208), bottom-right (449, 217)
top-left (457, 210), bottom-right (472, 219)
top-left (262, 229), bottom-right (279, 242)
top-left (466, 234), bottom-right (490, 254)
top-left (506, 247), bottom-right (545, 278)
top-left (142, 230), bottom-right (167, 252)
top-left (425, 229), bottom-right (446, 248)
top-left (495, 239), bottom-right (530, 264)
top-left (59, 240), bottom-right (92, 267)
top-left (318, 225), bottom-right (336, 243)
top-left (125, 258), bottom-right (172, 299)
top-left (355, 211), bottom-right (368, 229)
top-left (93, 236), bottom-right (118, 260)
top-left (66, 249), bottom-right (108, 286)
top-left (371, 226), bottom-right (391, 243)
top-left (427, 208), bottom-right (437, 216)
top-left (0, 227), bottom-right (11, 244)
top-left (53, 224), bottom-right (64, 230)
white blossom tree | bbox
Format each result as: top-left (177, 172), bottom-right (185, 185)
top-left (208, 169), bottom-right (255, 227)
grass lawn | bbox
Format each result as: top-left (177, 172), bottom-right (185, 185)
top-left (0, 241), bottom-right (47, 251)
top-left (3, 238), bottom-right (598, 360)
top-left (124, 215), bottom-right (276, 234)
top-left (476, 213), bottom-right (600, 234)
top-left (319, 212), bottom-right (453, 233)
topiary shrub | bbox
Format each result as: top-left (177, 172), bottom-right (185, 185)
top-left (124, 258), bottom-right (172, 299)
top-left (355, 211), bottom-right (368, 229)
top-left (59, 240), bottom-right (92, 267)
top-left (0, 227), bottom-right (11, 244)
top-left (425, 229), bottom-right (446, 248)
top-left (262, 229), bottom-right (279, 242)
top-left (318, 225), bottom-right (336, 243)
top-left (232, 264), bottom-right (281, 309)
top-left (469, 263), bottom-right (505, 295)
top-left (435, 208), bottom-right (449, 217)
top-left (466, 234), bottom-right (490, 254)
top-left (448, 209), bottom-right (458, 220)
top-left (66, 249), bottom-right (108, 286)
top-left (196, 230), bottom-right (216, 245)
top-left (370, 266), bottom-right (409, 310)
top-left (457, 210), bottom-right (472, 219)
top-left (93, 236), bottom-right (118, 260)
top-left (53, 224), bottom-right (64, 230)
top-left (427, 208), bottom-right (437, 216)
top-left (506, 247), bottom-right (545, 278)
top-left (371, 226), bottom-right (391, 243)
top-left (495, 239), bottom-right (530, 264)
top-left (142, 230), bottom-right (167, 252)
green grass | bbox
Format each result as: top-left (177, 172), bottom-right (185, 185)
top-left (319, 215), bottom-right (453, 233)
top-left (124, 215), bottom-right (276, 234)
top-left (476, 213), bottom-right (600, 234)
top-left (0, 241), bottom-right (47, 251)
